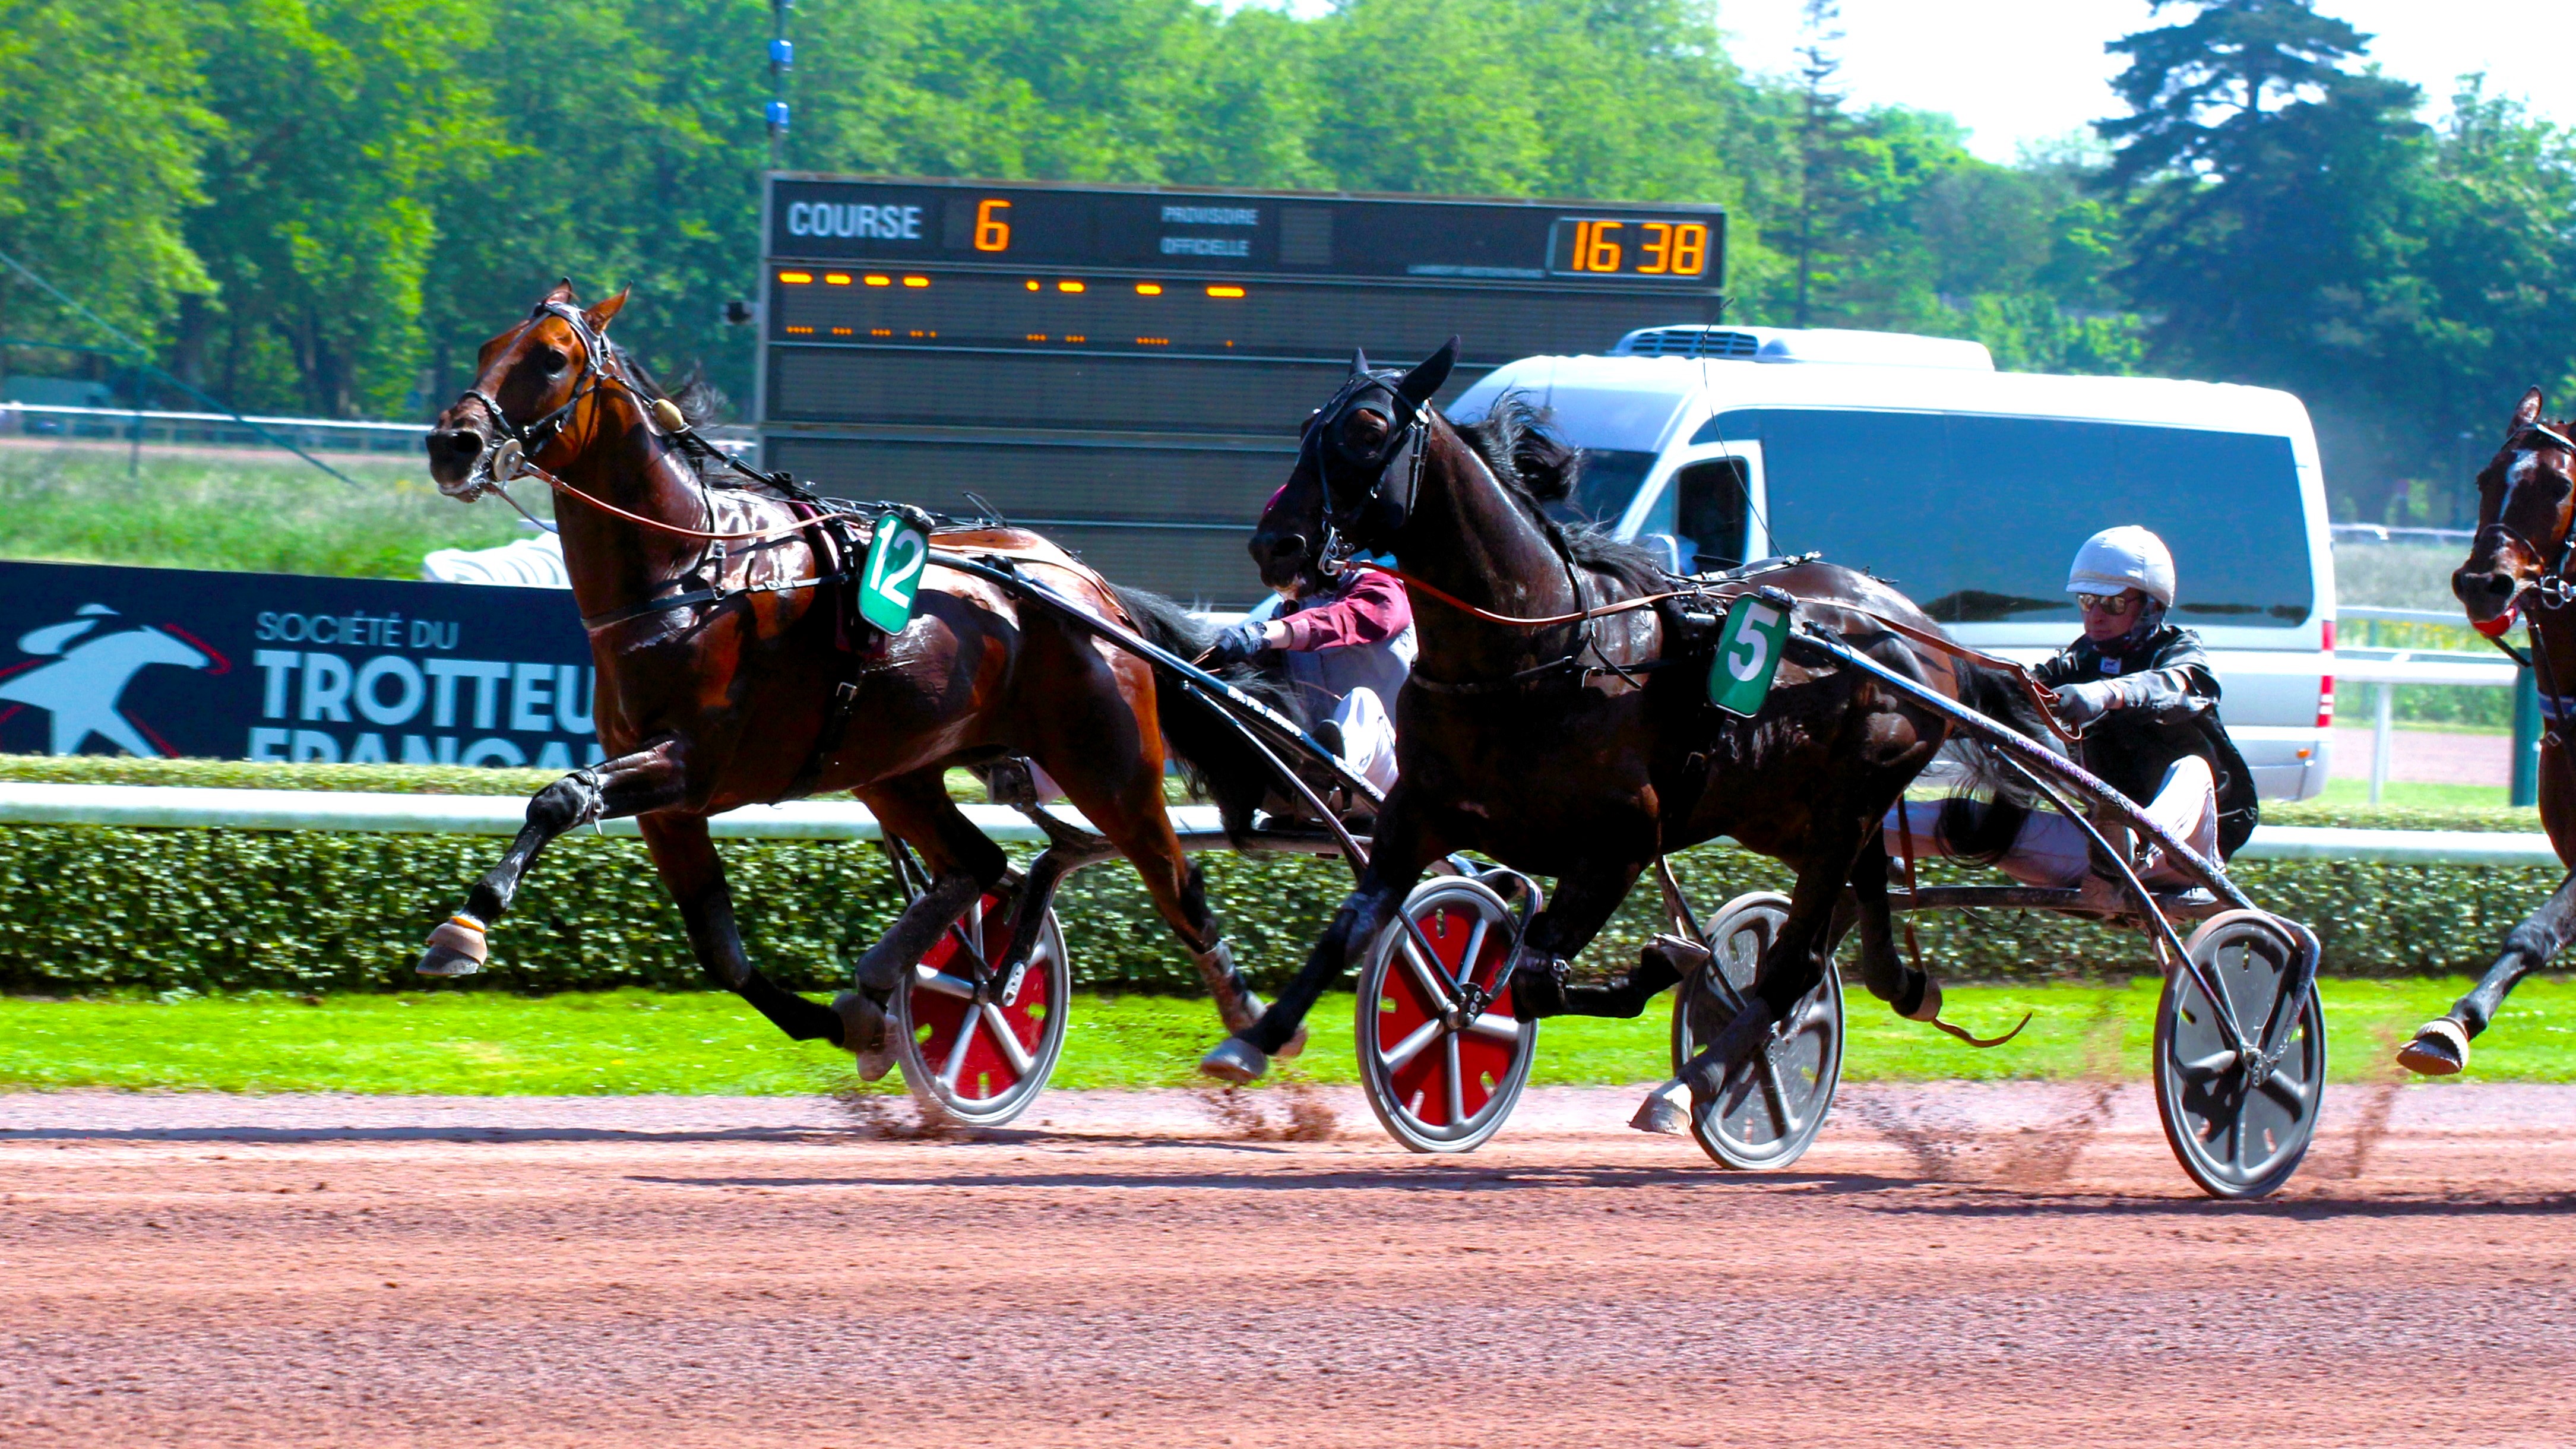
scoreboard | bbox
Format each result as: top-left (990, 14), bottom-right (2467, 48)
top-left (757, 176), bottom-right (1723, 605)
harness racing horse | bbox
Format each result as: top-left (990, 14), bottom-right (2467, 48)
top-left (2403, 385), bottom-right (2576, 1074)
top-left (1202, 342), bottom-right (2052, 1125)
top-left (416, 283), bottom-right (1300, 1068)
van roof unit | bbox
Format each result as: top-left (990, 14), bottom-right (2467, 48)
top-left (1610, 324), bottom-right (1994, 371)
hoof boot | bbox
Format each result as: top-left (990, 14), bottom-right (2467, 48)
top-left (2397, 1018), bottom-right (2470, 1077)
top-left (415, 945), bottom-right (485, 977)
top-left (834, 991), bottom-right (898, 1083)
top-left (417, 916), bottom-right (489, 977)
top-left (1200, 1036), bottom-right (1269, 1084)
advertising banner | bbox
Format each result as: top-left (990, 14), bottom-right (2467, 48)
top-left (0, 561), bottom-right (598, 768)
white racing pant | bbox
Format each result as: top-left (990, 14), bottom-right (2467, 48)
top-left (1330, 685), bottom-right (1400, 793)
top-left (1884, 755), bottom-right (2218, 890)
top-left (1026, 685), bottom-right (1400, 802)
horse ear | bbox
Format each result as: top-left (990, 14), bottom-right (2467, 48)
top-left (544, 277), bottom-right (577, 306)
top-left (585, 286), bottom-right (631, 333)
top-left (1395, 337), bottom-right (1458, 406)
top-left (2514, 386), bottom-right (2546, 431)
top-left (1350, 347), bottom-right (1370, 377)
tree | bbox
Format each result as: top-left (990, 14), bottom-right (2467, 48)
top-left (0, 1), bottom-right (214, 365)
top-left (419, 0), bottom-right (772, 415)
top-left (178, 0), bottom-right (503, 417)
top-left (1784, 0), bottom-right (1856, 326)
top-left (2097, 2), bottom-right (2425, 388)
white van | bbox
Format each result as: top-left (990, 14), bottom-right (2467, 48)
top-left (1449, 325), bottom-right (2336, 799)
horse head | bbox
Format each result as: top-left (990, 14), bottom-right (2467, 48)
top-left (426, 280), bottom-right (631, 498)
top-left (1251, 340), bottom-right (1458, 586)
top-left (2457, 386), bottom-right (2576, 637)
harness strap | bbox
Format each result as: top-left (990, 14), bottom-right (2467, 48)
top-left (1360, 553), bottom-right (2078, 740)
top-left (578, 570), bottom-right (859, 634)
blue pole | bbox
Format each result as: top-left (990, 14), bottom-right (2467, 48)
top-left (2512, 662), bottom-right (2541, 808)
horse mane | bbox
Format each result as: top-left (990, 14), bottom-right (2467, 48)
top-left (1451, 388), bottom-right (1670, 596)
top-left (615, 344), bottom-right (735, 479)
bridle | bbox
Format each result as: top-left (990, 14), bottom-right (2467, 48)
top-left (442, 299), bottom-right (875, 632)
top-left (2480, 421), bottom-right (2576, 614)
top-left (448, 299), bottom-right (658, 511)
top-left (1300, 369), bottom-right (1430, 574)
top-left (1294, 371), bottom-right (1658, 695)
top-left (2471, 422), bottom-right (2576, 752)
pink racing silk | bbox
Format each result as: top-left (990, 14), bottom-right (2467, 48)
top-left (1273, 568), bottom-right (1413, 651)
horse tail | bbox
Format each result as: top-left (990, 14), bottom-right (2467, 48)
top-left (1931, 659), bottom-right (2065, 866)
top-left (1106, 584), bottom-right (1289, 843)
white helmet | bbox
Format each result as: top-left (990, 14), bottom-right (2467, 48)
top-left (2066, 526), bottom-right (2175, 608)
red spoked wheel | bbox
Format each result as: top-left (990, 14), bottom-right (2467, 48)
top-left (1355, 875), bottom-right (1539, 1153)
top-left (891, 888), bottom-right (1071, 1128)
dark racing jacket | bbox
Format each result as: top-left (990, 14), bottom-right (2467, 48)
top-left (2033, 620), bottom-right (2259, 858)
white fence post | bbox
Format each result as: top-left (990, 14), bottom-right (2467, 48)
top-left (2371, 679), bottom-right (2394, 805)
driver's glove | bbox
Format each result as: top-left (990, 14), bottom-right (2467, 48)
top-left (1203, 619), bottom-right (1271, 668)
top-left (2052, 678), bottom-right (2127, 727)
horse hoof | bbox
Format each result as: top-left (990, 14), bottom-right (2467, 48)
top-left (1200, 1036), bottom-right (1268, 1084)
top-left (2397, 1018), bottom-right (2470, 1077)
top-left (414, 945), bottom-right (484, 977)
top-left (1629, 1084), bottom-right (1690, 1137)
top-left (1904, 975), bottom-right (1944, 1024)
top-left (833, 992), bottom-right (899, 1081)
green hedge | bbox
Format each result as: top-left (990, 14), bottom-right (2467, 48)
top-left (0, 819), bottom-right (2559, 996)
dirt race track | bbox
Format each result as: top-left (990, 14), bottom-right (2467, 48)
top-left (4, 1083), bottom-right (2574, 1448)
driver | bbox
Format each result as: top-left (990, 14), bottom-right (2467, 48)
top-left (1886, 525), bottom-right (2258, 891)
top-left (1204, 555), bottom-right (1413, 793)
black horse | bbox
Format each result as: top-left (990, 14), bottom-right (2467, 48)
top-left (1202, 343), bottom-right (2054, 1125)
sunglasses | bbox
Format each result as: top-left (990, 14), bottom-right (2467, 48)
top-left (2077, 593), bottom-right (2143, 617)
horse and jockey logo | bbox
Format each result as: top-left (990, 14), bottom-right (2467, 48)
top-left (0, 604), bottom-right (226, 757)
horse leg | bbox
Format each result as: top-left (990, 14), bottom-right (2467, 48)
top-left (841, 770), bottom-right (1012, 1074)
top-left (1035, 705), bottom-right (1304, 1057)
top-left (1201, 799), bottom-right (1441, 1083)
top-left (416, 743), bottom-right (689, 976)
top-left (634, 811), bottom-right (847, 1044)
top-left (1846, 830), bottom-right (1941, 1021)
top-left (1666, 805), bottom-right (1878, 1110)
top-left (2401, 867), bottom-right (2576, 1074)
top-left (1504, 858), bottom-right (1660, 1019)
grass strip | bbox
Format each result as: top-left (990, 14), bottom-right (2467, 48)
top-left (0, 445), bottom-right (536, 581)
top-left (4, 978), bottom-right (2570, 1096)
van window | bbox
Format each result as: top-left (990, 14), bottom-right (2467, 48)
top-left (1670, 460), bottom-right (1751, 571)
top-left (1557, 448), bottom-right (1657, 527)
top-left (1738, 409), bottom-right (2312, 625)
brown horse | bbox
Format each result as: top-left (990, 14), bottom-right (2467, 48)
top-left (2402, 385), bottom-right (2576, 1074)
top-left (1204, 344), bottom-right (2053, 1122)
top-left (415, 283), bottom-right (1299, 1067)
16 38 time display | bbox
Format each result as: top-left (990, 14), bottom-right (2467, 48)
top-left (1549, 217), bottom-right (1714, 278)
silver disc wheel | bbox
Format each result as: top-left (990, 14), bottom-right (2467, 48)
top-left (2155, 909), bottom-right (2325, 1200)
top-left (1669, 891), bottom-right (1846, 1170)
top-left (891, 888), bottom-right (1072, 1129)
top-left (1355, 875), bottom-right (1540, 1154)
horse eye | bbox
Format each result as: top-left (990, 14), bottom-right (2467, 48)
top-left (535, 346), bottom-right (568, 376)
